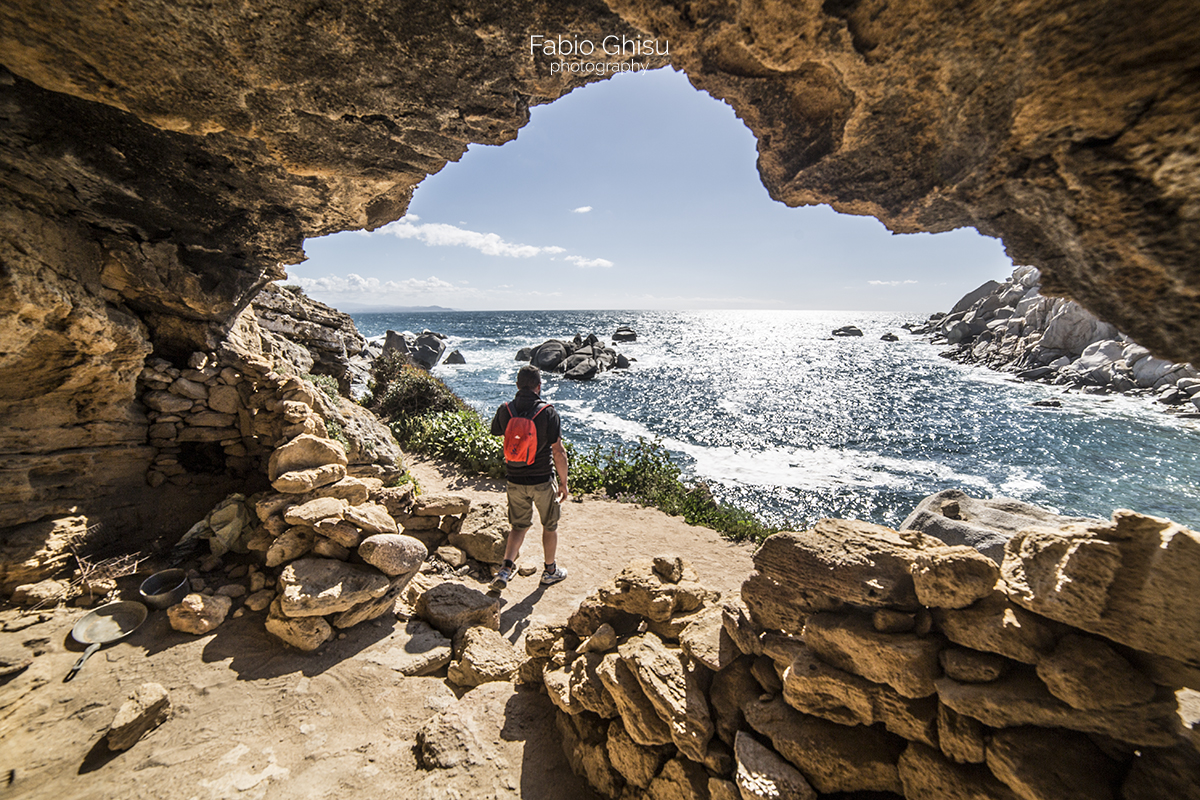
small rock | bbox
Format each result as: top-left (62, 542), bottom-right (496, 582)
top-left (358, 534), bottom-right (427, 577)
top-left (244, 589), bottom-right (275, 612)
top-left (735, 730), bottom-right (817, 800)
top-left (190, 578), bottom-right (206, 591)
top-left (249, 572), bottom-right (268, 592)
top-left (199, 555), bottom-right (223, 573)
top-left (265, 598), bottom-right (332, 651)
top-left (652, 555), bottom-right (685, 583)
top-left (106, 683), bottom-right (171, 751)
top-left (411, 493), bottom-right (472, 517)
top-left (167, 593), bottom-right (232, 634)
top-left (216, 584), bottom-right (247, 599)
top-left (579, 623), bottom-right (617, 654)
top-left (436, 545), bottom-right (468, 568)
top-left (10, 579), bottom-right (70, 606)
top-left (940, 648), bottom-right (1009, 683)
top-left (312, 537), bottom-right (351, 560)
top-left (873, 609), bottom-right (916, 633)
top-left (446, 626), bottom-right (523, 688)
top-left (517, 565), bottom-right (537, 577)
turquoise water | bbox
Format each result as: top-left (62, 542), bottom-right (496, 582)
top-left (353, 309), bottom-right (1200, 531)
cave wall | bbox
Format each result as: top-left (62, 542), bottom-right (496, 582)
top-left (1, 0), bottom-right (1198, 532)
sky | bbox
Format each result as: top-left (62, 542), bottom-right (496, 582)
top-left (289, 67), bottom-right (1014, 313)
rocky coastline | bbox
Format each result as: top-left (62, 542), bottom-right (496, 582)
top-left (915, 267), bottom-right (1200, 415)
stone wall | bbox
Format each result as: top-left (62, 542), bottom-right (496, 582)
top-left (521, 509), bottom-right (1200, 799)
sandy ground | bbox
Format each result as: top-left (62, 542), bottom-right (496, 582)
top-left (0, 456), bottom-right (758, 799)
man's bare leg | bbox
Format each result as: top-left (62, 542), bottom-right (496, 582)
top-left (541, 527), bottom-right (558, 567)
top-left (503, 527), bottom-right (530, 565)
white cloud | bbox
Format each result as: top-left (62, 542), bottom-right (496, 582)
top-left (868, 280), bottom-right (919, 286)
top-left (566, 255), bottom-right (614, 269)
top-left (572, 206), bottom-right (593, 214)
top-left (370, 216), bottom-right (565, 258)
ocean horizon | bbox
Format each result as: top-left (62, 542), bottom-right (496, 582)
top-left (352, 309), bottom-right (1200, 532)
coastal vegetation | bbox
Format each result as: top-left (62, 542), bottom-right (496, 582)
top-left (368, 354), bottom-right (779, 542)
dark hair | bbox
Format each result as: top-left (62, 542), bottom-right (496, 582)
top-left (517, 365), bottom-right (541, 390)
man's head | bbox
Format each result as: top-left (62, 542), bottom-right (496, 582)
top-left (517, 365), bottom-right (542, 392)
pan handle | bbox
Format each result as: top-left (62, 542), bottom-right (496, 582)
top-left (63, 642), bottom-right (100, 682)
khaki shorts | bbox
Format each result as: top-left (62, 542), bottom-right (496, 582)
top-left (506, 480), bottom-right (561, 531)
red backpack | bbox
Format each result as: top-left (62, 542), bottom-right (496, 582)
top-left (503, 402), bottom-right (549, 466)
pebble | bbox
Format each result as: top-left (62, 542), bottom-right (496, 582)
top-left (200, 555), bottom-right (223, 573)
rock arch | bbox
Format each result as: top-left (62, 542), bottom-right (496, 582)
top-left (1, 0), bottom-right (1198, 529)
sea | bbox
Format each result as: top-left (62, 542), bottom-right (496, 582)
top-left (351, 309), bottom-right (1200, 533)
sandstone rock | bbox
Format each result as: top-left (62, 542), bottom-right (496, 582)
top-left (216, 583), bottom-right (246, 598)
top-left (10, 578), bottom-right (69, 606)
top-left (331, 572), bottom-right (413, 629)
top-left (721, 597), bottom-right (763, 656)
top-left (607, 718), bottom-right (671, 790)
top-left (167, 593), bottom-right (232, 634)
top-left (434, 544), bottom-right (467, 567)
top-left (357, 533), bottom-right (426, 577)
top-left (144, 391), bottom-right (194, 414)
top-left (934, 591), bottom-right (1061, 664)
top-left (446, 500), bottom-right (509, 564)
top-left (207, 384), bottom-right (240, 414)
top-left (446, 625), bottom-right (523, 688)
top-left (1121, 745), bottom-right (1200, 800)
top-left (278, 558), bottom-right (390, 617)
top-left (735, 730), bottom-right (816, 800)
top-left (267, 433), bottom-right (348, 481)
top-left (652, 555), bottom-right (685, 583)
top-left (106, 683), bottom-right (171, 751)
top-left (315, 519), bottom-right (362, 548)
top-left (0, 643), bottom-right (34, 676)
top-left (1035, 633), bottom-right (1156, 710)
top-left (618, 633), bottom-right (714, 762)
top-left (524, 623), bottom-right (575, 658)
top-left (415, 682), bottom-right (513, 769)
top-left (543, 663), bottom-right (576, 715)
top-left (557, 710), bottom-right (625, 799)
top-left (400, 514), bottom-right (441, 531)
top-left (244, 589), bottom-right (275, 611)
top-left (745, 520), bottom-right (923, 632)
top-left (569, 652), bottom-right (619, 718)
top-left (364, 619), bottom-right (453, 676)
top-left (986, 727), bottom-right (1119, 800)
top-left (679, 604), bottom-right (740, 672)
top-left (312, 536), bottom-right (350, 560)
top-left (372, 483), bottom-right (415, 518)
top-left (596, 652), bottom-right (673, 747)
top-left (414, 581), bottom-right (500, 636)
top-left (936, 670), bottom-right (1181, 746)
top-left (911, 545), bottom-right (999, 608)
top-left (265, 597), bottom-right (333, 651)
top-left (939, 648), bottom-right (1010, 683)
top-left (803, 612), bottom-right (944, 698)
top-left (412, 493), bottom-right (471, 516)
top-left (272, 463), bottom-right (347, 493)
top-left (579, 622), bottom-right (617, 654)
top-left (873, 608), bottom-right (916, 633)
top-left (742, 696), bottom-right (905, 794)
top-left (343, 501), bottom-right (397, 535)
top-left (282, 496), bottom-right (346, 527)
top-left (898, 743), bottom-right (1021, 800)
top-left (709, 657), bottom-right (759, 749)
top-left (1002, 511), bottom-right (1200, 665)
top-left (645, 757), bottom-right (709, 800)
top-left (598, 558), bottom-right (715, 623)
top-left (568, 592), bottom-right (642, 638)
top-left (265, 526), bottom-right (314, 567)
top-left (938, 702), bottom-right (986, 764)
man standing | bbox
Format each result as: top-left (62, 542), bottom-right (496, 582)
top-left (489, 365), bottom-right (569, 592)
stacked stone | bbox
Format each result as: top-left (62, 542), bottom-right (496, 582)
top-left (534, 514), bottom-right (1200, 800)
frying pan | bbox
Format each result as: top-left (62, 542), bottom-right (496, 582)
top-left (63, 600), bottom-right (147, 682)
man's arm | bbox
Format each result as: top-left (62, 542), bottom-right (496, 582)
top-left (551, 440), bottom-right (569, 501)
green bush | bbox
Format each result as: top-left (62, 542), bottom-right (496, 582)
top-left (392, 410), bottom-right (505, 479)
top-left (373, 358), bottom-right (466, 420)
top-left (302, 372), bottom-right (341, 400)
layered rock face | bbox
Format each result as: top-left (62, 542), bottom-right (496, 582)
top-left (524, 508), bottom-right (1200, 800)
top-left (2, 3), bottom-right (1198, 533)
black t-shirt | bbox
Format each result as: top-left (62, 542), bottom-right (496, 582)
top-left (491, 388), bottom-right (561, 484)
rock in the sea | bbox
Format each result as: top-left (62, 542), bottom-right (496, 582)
top-left (832, 325), bottom-right (864, 337)
top-left (358, 533), bottom-right (426, 577)
top-left (443, 349), bottom-right (466, 364)
top-left (167, 593), bottom-right (232, 634)
top-left (735, 730), bottom-right (817, 800)
top-left (265, 597), bottom-right (333, 651)
top-left (414, 581), bottom-right (500, 636)
top-left (612, 326), bottom-right (637, 342)
top-left (278, 558), bottom-right (391, 617)
top-left (106, 683), bottom-right (171, 751)
top-left (446, 625), bottom-right (523, 688)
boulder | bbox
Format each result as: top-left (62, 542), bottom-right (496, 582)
top-left (563, 357), bottom-right (598, 381)
top-left (446, 625), bottom-right (523, 688)
top-left (443, 349), bottom-right (465, 365)
top-left (411, 493), bottom-right (471, 516)
top-left (618, 633), bottom-right (714, 761)
top-left (1001, 510), bottom-right (1200, 665)
top-left (910, 545), bottom-right (1000, 608)
top-left (515, 347), bottom-right (533, 361)
top-left (106, 683), bottom-right (171, 751)
top-left (832, 325), bottom-right (864, 337)
top-left (167, 593), bottom-right (232, 634)
top-left (606, 718), bottom-right (671, 789)
top-left (278, 558), bottom-right (391, 617)
top-left (936, 670), bottom-right (1181, 746)
top-left (414, 581), bottom-right (501, 636)
top-left (612, 326), bottom-right (637, 342)
top-left (364, 619), bottom-right (453, 676)
top-left (595, 652), bottom-right (674, 747)
top-left (331, 573), bottom-right (413, 629)
top-left (267, 433), bottom-right (348, 481)
top-left (597, 558), bottom-right (715, 623)
top-left (742, 696), bottom-right (905, 794)
top-left (447, 500), bottom-right (509, 564)
top-left (530, 340), bottom-right (570, 372)
top-left (271, 463), bottom-right (347, 494)
top-left (266, 598), bottom-right (332, 651)
top-left (734, 731), bottom-right (816, 800)
top-left (358, 533), bottom-right (427, 577)
top-left (317, 519), bottom-right (363, 548)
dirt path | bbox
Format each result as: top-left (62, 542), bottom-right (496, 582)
top-left (0, 456), bottom-right (759, 799)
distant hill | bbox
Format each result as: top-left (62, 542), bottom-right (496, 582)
top-left (333, 303), bottom-right (459, 314)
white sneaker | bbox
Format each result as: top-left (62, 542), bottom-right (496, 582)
top-left (489, 564), bottom-right (515, 592)
top-left (540, 564), bottom-right (568, 586)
